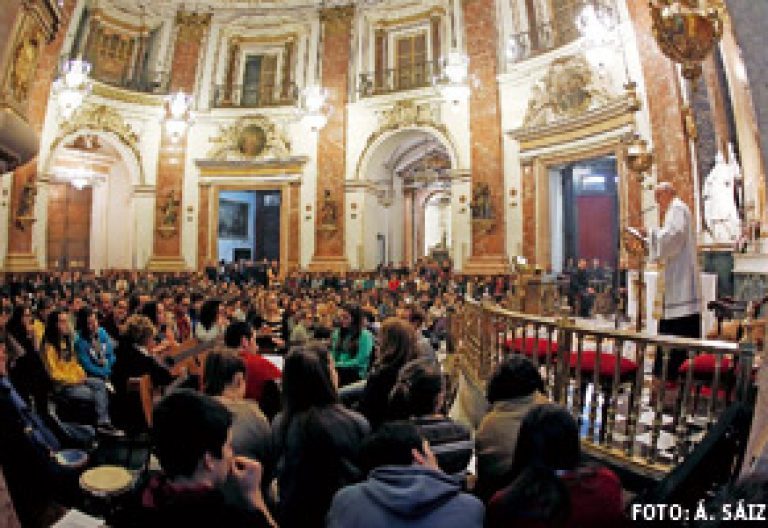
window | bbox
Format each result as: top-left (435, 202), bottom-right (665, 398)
top-left (242, 54), bottom-right (277, 107)
top-left (395, 32), bottom-right (428, 90)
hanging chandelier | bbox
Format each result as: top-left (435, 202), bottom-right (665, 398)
top-left (649, 0), bottom-right (725, 81)
top-left (434, 50), bottom-right (470, 106)
top-left (300, 85), bottom-right (330, 132)
top-left (576, 0), bottom-right (618, 47)
top-left (53, 57), bottom-right (92, 119)
top-left (164, 90), bottom-right (193, 143)
top-left (51, 146), bottom-right (109, 190)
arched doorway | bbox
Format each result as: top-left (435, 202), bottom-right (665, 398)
top-left (45, 133), bottom-right (138, 271)
top-left (356, 128), bottom-right (455, 270)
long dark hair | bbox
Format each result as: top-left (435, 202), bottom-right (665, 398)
top-left (140, 301), bottom-right (160, 327)
top-left (199, 299), bottom-right (221, 331)
top-left (75, 306), bottom-right (96, 341)
top-left (338, 304), bottom-right (363, 358)
top-left (389, 357), bottom-right (444, 419)
top-left (42, 309), bottom-right (73, 359)
top-left (494, 404), bottom-right (581, 525)
top-left (7, 305), bottom-right (34, 353)
top-left (375, 317), bottom-right (417, 372)
top-left (278, 345), bottom-right (338, 440)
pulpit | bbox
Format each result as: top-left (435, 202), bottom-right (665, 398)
top-left (627, 270), bottom-right (717, 337)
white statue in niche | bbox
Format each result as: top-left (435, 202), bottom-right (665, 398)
top-left (703, 144), bottom-right (742, 244)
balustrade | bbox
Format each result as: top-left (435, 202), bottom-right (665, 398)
top-left (358, 61), bottom-right (440, 98)
top-left (211, 83), bottom-right (298, 108)
top-left (450, 300), bottom-right (755, 478)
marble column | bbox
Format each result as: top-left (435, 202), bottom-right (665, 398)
top-left (308, 6), bottom-right (354, 272)
top-left (725, 0), bottom-right (768, 226)
top-left (147, 10), bottom-right (211, 271)
top-left (403, 188), bottom-right (414, 268)
top-left (461, 0), bottom-right (508, 275)
top-left (4, 0), bottom-right (75, 271)
top-left (626, 0), bottom-right (694, 212)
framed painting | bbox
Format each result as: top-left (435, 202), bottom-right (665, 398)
top-left (218, 199), bottom-right (249, 239)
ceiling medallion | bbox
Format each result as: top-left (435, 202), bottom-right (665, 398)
top-left (649, 0), bottom-right (724, 82)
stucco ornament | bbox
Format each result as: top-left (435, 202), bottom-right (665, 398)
top-left (523, 55), bottom-right (616, 127)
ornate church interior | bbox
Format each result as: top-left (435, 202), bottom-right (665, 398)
top-left (1, 0), bottom-right (768, 526)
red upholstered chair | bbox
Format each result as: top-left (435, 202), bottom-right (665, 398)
top-left (568, 350), bottom-right (638, 441)
top-left (568, 351), bottom-right (638, 382)
top-left (506, 337), bottom-right (558, 362)
top-left (677, 354), bottom-right (736, 411)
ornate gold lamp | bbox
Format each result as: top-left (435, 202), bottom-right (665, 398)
top-left (625, 134), bottom-right (654, 183)
top-left (649, 0), bottom-right (725, 82)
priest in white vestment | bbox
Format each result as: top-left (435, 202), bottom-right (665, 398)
top-left (647, 182), bottom-right (702, 379)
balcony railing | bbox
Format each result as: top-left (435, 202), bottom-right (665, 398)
top-left (450, 300), bottom-right (757, 479)
top-left (96, 70), bottom-right (170, 94)
top-left (211, 83), bottom-right (298, 109)
top-left (358, 61), bottom-right (440, 98)
top-left (506, 0), bottom-right (592, 63)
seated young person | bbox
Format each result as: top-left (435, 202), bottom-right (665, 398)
top-left (272, 345), bottom-right (370, 528)
top-left (326, 421), bottom-right (484, 528)
top-left (224, 321), bottom-right (281, 418)
top-left (486, 404), bottom-right (624, 528)
top-left (389, 358), bottom-right (472, 477)
top-left (42, 310), bottom-right (118, 435)
top-left (139, 390), bottom-right (275, 527)
top-left (358, 317), bottom-right (418, 430)
top-left (111, 315), bottom-right (175, 430)
top-left (203, 351), bottom-right (272, 480)
top-left (0, 336), bottom-right (68, 526)
top-left (474, 356), bottom-right (548, 502)
top-left (74, 307), bottom-right (116, 381)
top-left (225, 322), bottom-right (281, 390)
top-left (329, 305), bottom-right (374, 386)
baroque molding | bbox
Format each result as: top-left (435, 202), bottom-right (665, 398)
top-left (320, 6), bottom-right (355, 33)
top-left (175, 10), bottom-right (212, 43)
top-left (92, 82), bottom-right (164, 107)
top-left (522, 54), bottom-right (618, 128)
top-left (48, 104), bottom-right (144, 180)
top-left (206, 115), bottom-right (292, 161)
top-left (509, 97), bottom-right (636, 152)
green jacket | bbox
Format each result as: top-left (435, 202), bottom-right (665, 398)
top-left (330, 328), bottom-right (374, 379)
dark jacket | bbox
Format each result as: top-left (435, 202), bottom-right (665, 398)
top-left (358, 364), bottom-right (400, 430)
top-left (326, 465), bottom-right (484, 528)
top-left (137, 474), bottom-right (270, 528)
top-left (273, 404), bottom-right (370, 528)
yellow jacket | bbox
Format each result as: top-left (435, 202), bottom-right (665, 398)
top-left (45, 343), bottom-right (86, 385)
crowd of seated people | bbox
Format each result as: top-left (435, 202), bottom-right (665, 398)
top-left (2, 261), bottom-right (740, 527)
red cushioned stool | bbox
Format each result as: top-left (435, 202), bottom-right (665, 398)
top-left (569, 351), bottom-right (638, 442)
top-left (677, 354), bottom-right (736, 411)
top-left (506, 337), bottom-right (558, 362)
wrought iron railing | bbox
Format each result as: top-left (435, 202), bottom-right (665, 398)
top-left (450, 300), bottom-right (756, 479)
top-left (358, 61), bottom-right (440, 98)
top-left (211, 83), bottom-right (298, 108)
top-left (506, 0), bottom-right (596, 63)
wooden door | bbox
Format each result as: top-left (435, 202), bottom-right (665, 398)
top-left (254, 191), bottom-right (281, 262)
top-left (47, 183), bottom-right (92, 270)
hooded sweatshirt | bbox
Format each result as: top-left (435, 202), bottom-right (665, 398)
top-left (326, 465), bottom-right (484, 528)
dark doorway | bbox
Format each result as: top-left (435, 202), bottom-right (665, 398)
top-left (560, 157), bottom-right (619, 269)
top-left (217, 190), bottom-right (281, 263)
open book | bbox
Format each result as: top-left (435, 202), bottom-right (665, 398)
top-left (625, 226), bottom-right (648, 245)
